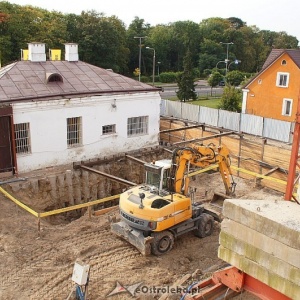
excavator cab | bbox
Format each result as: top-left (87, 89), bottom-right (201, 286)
top-left (144, 159), bottom-right (171, 194)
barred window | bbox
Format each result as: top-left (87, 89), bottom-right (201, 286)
top-left (102, 124), bottom-right (116, 135)
top-left (127, 116), bottom-right (148, 137)
top-left (14, 122), bottom-right (31, 154)
top-left (67, 117), bottom-right (82, 147)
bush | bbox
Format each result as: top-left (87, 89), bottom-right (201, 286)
top-left (159, 72), bottom-right (179, 83)
top-left (140, 75), bottom-right (150, 83)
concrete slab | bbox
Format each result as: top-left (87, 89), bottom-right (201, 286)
top-left (220, 218), bottom-right (300, 268)
top-left (222, 199), bottom-right (300, 249)
top-left (219, 231), bottom-right (300, 285)
top-left (218, 245), bottom-right (300, 299)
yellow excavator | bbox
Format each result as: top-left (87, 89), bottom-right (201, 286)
top-left (111, 144), bottom-right (236, 255)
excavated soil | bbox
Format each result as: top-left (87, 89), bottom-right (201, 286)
top-left (0, 171), bottom-right (284, 300)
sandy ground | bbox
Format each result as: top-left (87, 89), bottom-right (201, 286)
top-left (0, 173), bottom-right (284, 300)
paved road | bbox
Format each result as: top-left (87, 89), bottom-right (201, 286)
top-left (159, 82), bottom-right (223, 99)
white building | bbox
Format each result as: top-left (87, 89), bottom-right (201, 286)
top-left (0, 43), bottom-right (161, 174)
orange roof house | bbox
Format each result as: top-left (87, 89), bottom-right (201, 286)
top-left (242, 49), bottom-right (300, 122)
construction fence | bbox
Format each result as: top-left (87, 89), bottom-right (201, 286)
top-left (160, 100), bottom-right (293, 143)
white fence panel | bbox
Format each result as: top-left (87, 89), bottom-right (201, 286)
top-left (182, 103), bottom-right (200, 122)
top-left (218, 110), bottom-right (240, 131)
top-left (263, 118), bottom-right (291, 142)
top-left (160, 99), bottom-right (166, 116)
top-left (240, 114), bottom-right (263, 136)
top-left (164, 100), bottom-right (182, 118)
top-left (199, 106), bottom-right (219, 127)
top-left (161, 100), bottom-right (292, 143)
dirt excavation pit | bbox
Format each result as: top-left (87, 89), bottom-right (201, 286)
top-left (0, 149), bottom-right (285, 299)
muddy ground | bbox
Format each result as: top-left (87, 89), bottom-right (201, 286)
top-left (0, 172), bottom-right (284, 300)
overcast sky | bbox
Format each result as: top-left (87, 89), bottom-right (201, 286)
top-left (8, 0), bottom-right (300, 44)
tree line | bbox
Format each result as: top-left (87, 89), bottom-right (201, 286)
top-left (0, 2), bottom-right (298, 79)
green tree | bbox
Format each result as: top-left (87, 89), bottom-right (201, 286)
top-left (76, 11), bottom-right (129, 71)
top-left (126, 17), bottom-right (151, 76)
top-left (225, 70), bottom-right (245, 86)
top-left (218, 85), bottom-right (242, 112)
top-left (207, 71), bottom-right (223, 95)
top-left (176, 49), bottom-right (197, 102)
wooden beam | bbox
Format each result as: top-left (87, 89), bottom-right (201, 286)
top-left (160, 123), bottom-right (205, 133)
top-left (125, 154), bottom-right (146, 165)
top-left (172, 131), bottom-right (236, 145)
top-left (80, 165), bottom-right (137, 186)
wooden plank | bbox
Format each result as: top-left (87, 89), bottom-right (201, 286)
top-left (158, 273), bottom-right (192, 300)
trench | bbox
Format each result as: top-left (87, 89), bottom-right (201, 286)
top-left (3, 148), bottom-right (171, 224)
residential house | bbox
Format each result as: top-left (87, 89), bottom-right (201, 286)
top-left (242, 49), bottom-right (300, 121)
top-left (0, 43), bottom-right (161, 174)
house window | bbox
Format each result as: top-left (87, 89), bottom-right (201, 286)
top-left (14, 122), bottom-right (31, 154)
top-left (102, 124), bottom-right (116, 135)
top-left (276, 72), bottom-right (289, 87)
top-left (67, 117), bottom-right (82, 147)
top-left (281, 60), bottom-right (287, 65)
top-left (127, 116), bottom-right (148, 137)
top-left (282, 98), bottom-right (293, 116)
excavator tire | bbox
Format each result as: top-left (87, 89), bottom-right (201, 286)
top-left (151, 231), bottom-right (174, 256)
top-left (193, 213), bottom-right (214, 238)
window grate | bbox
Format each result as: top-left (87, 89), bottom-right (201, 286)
top-left (67, 117), bottom-right (82, 147)
top-left (127, 116), bottom-right (148, 136)
top-left (102, 124), bottom-right (116, 135)
top-left (14, 122), bottom-right (31, 154)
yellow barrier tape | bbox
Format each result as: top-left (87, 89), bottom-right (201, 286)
top-left (0, 164), bottom-right (290, 220)
top-left (231, 166), bottom-right (287, 185)
top-left (39, 194), bottom-right (120, 217)
top-left (188, 164), bottom-right (219, 177)
top-left (0, 186), bottom-right (39, 217)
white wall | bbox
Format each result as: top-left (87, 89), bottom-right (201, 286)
top-left (13, 92), bottom-right (161, 172)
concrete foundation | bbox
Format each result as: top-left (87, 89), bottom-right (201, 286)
top-left (219, 199), bottom-right (300, 299)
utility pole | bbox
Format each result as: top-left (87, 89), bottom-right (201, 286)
top-left (134, 36), bottom-right (146, 82)
top-left (220, 42), bottom-right (234, 75)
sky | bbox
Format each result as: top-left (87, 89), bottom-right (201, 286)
top-left (7, 0), bottom-right (300, 44)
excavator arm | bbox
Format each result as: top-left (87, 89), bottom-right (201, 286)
top-left (169, 144), bottom-right (235, 196)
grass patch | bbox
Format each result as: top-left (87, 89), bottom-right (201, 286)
top-left (165, 97), bottom-right (222, 109)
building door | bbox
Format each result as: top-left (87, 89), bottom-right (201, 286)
top-left (0, 107), bottom-right (15, 174)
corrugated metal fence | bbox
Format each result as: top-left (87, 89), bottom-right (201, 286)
top-left (160, 100), bottom-right (292, 143)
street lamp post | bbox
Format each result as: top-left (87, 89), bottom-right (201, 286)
top-left (228, 59), bottom-right (241, 70)
top-left (220, 42), bottom-right (234, 75)
top-left (134, 36), bottom-right (146, 82)
top-left (146, 47), bottom-right (155, 86)
top-left (157, 61), bottom-right (161, 77)
top-left (216, 60), bottom-right (226, 70)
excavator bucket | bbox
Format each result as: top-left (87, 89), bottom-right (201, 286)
top-left (211, 192), bottom-right (230, 208)
top-left (110, 221), bottom-right (153, 256)
top-left (203, 192), bottom-right (232, 222)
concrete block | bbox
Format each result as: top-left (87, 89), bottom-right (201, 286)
top-left (218, 245), bottom-right (300, 299)
top-left (220, 218), bottom-right (300, 268)
top-left (222, 199), bottom-right (300, 249)
top-left (219, 231), bottom-right (300, 285)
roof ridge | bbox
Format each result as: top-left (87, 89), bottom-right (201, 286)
top-left (0, 62), bottom-right (18, 79)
